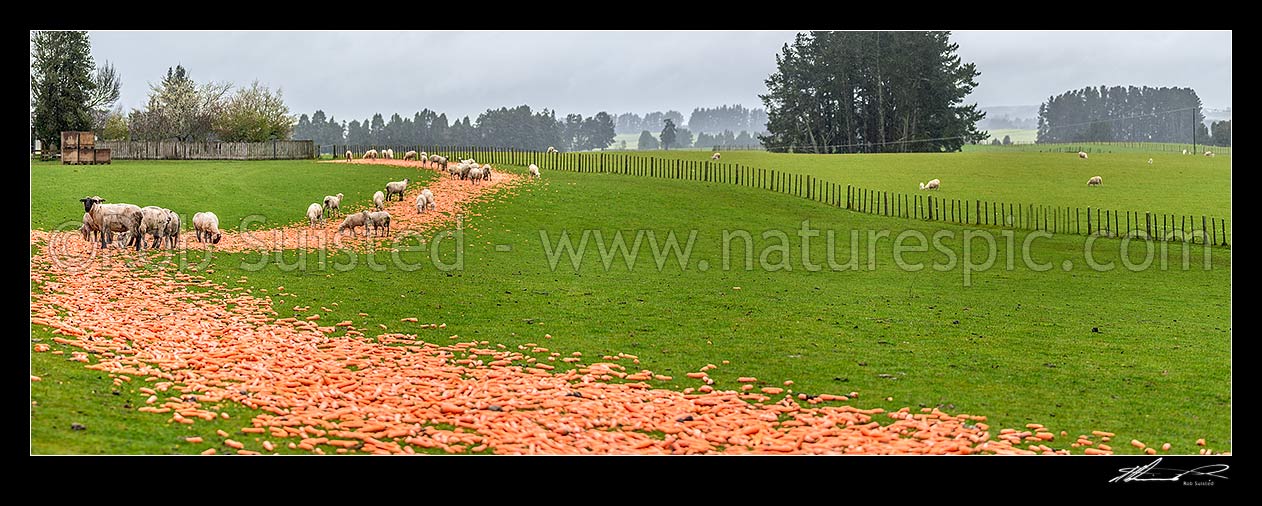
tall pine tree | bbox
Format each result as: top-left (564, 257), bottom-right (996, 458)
top-left (31, 31), bottom-right (97, 149)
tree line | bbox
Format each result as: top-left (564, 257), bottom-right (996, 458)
top-left (1035, 85), bottom-right (1227, 145)
top-left (686, 104), bottom-right (769, 135)
top-left (759, 31), bottom-right (988, 153)
top-left (295, 106), bottom-right (616, 152)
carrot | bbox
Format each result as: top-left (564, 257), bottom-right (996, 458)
top-left (737, 377), bottom-right (757, 383)
top-left (1196, 438), bottom-right (1206, 446)
top-left (1161, 443), bottom-right (1171, 451)
top-left (1091, 430), bottom-right (1115, 437)
top-left (224, 439), bottom-right (245, 449)
top-left (241, 427), bottom-right (266, 434)
top-left (216, 429), bottom-right (230, 438)
top-left (201, 448), bottom-right (217, 455)
top-left (1144, 448), bottom-right (1157, 455)
top-left (1083, 448), bottom-right (1111, 455)
top-left (1130, 439), bottom-right (1146, 449)
top-left (1098, 444), bottom-right (1112, 451)
top-left (761, 387), bottom-right (784, 395)
top-left (263, 441), bottom-right (275, 452)
top-left (685, 372), bottom-right (708, 379)
top-left (185, 436), bottom-right (204, 443)
top-left (236, 450), bottom-right (260, 455)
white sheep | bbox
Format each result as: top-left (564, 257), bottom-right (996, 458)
top-left (547, 146), bottom-right (558, 154)
top-left (373, 190), bottom-right (386, 211)
top-left (711, 152), bottom-right (721, 160)
top-left (344, 150), bottom-right (352, 161)
top-left (421, 188), bottom-right (435, 211)
top-left (429, 154), bottom-right (442, 164)
top-left (323, 193), bottom-right (345, 218)
top-left (1078, 151), bottom-right (1088, 159)
top-left (80, 212), bottom-right (101, 243)
top-left (415, 193), bottom-right (431, 214)
top-left (101, 212), bottom-right (143, 250)
top-left (383, 148), bottom-right (394, 159)
top-left (1148, 158), bottom-right (1153, 165)
top-left (80, 196), bottom-right (143, 250)
top-left (919, 178), bottom-right (941, 190)
top-left (364, 149), bottom-right (378, 160)
top-left (482, 164), bottom-right (494, 180)
top-left (337, 211), bottom-right (371, 237)
top-left (366, 211), bottom-right (392, 236)
top-left (403, 150), bottom-right (418, 161)
top-left (305, 203), bottom-right (323, 227)
top-left (435, 155), bottom-right (448, 170)
top-left (138, 206), bottom-right (170, 249)
top-left (468, 167), bottom-right (485, 184)
top-left (419, 151), bottom-right (428, 161)
top-left (162, 209), bottom-right (181, 249)
top-left (1204, 150), bottom-right (1215, 157)
top-left (449, 163), bottom-right (464, 179)
top-left (1182, 149), bottom-right (1188, 155)
top-left (385, 178), bottom-right (410, 201)
top-left (193, 211), bottom-right (223, 243)
top-left (1087, 176), bottom-right (1102, 186)
top-left (528, 163), bottom-right (541, 179)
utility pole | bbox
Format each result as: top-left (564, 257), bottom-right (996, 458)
top-left (1192, 108), bottom-right (1197, 154)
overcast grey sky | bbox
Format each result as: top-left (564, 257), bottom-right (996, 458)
top-left (86, 30), bottom-right (1232, 123)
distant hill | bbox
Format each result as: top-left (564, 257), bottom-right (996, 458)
top-left (977, 105), bottom-right (1039, 130)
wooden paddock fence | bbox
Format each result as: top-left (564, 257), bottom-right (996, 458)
top-left (328, 144), bottom-right (1230, 247)
top-left (99, 140), bottom-right (316, 160)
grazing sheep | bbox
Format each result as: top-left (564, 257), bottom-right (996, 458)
top-left (101, 212), bottom-right (143, 250)
top-left (323, 193), bottom-right (345, 218)
top-left (419, 151), bottom-right (428, 161)
top-left (528, 163), bottom-right (541, 179)
top-left (1078, 151), bottom-right (1088, 159)
top-left (364, 149), bottom-right (378, 160)
top-left (421, 188), bottom-right (435, 210)
top-left (138, 206), bottom-right (171, 249)
top-left (403, 150), bottom-right (418, 161)
top-left (711, 152), bottom-right (721, 160)
top-left (1204, 150), bottom-right (1215, 157)
top-left (435, 155), bottom-right (448, 170)
top-left (337, 211), bottom-right (371, 237)
top-left (547, 146), bottom-right (558, 154)
top-left (305, 203), bottom-right (324, 227)
top-left (1182, 149), bottom-right (1188, 155)
top-left (1148, 158), bottom-right (1153, 165)
top-left (80, 212), bottom-right (101, 243)
top-left (162, 209), bottom-right (181, 249)
top-left (482, 164), bottom-right (494, 179)
top-left (1087, 176), bottom-right (1102, 186)
top-left (373, 191), bottom-right (386, 211)
top-left (383, 148), bottom-right (394, 160)
top-left (918, 178), bottom-right (941, 190)
top-left (385, 178), bottom-right (410, 201)
top-left (468, 167), bottom-right (486, 184)
top-left (80, 196), bottom-right (144, 250)
top-left (415, 193), bottom-right (431, 214)
top-left (458, 163), bottom-right (476, 180)
top-left (366, 211), bottom-right (392, 236)
top-left (193, 212), bottom-right (223, 244)
top-left (448, 163), bottom-right (464, 179)
top-left (345, 150), bottom-right (352, 161)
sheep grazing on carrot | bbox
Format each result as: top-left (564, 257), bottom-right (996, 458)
top-left (403, 150), bottom-right (418, 161)
top-left (528, 163), bottom-right (541, 179)
top-left (344, 150), bottom-right (352, 161)
top-left (306, 203), bottom-right (324, 227)
top-left (337, 211), bottom-right (371, 237)
top-left (193, 212), bottom-right (223, 243)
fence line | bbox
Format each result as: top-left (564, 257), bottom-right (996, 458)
top-left (324, 144), bottom-right (1230, 247)
top-left (100, 140), bottom-right (316, 160)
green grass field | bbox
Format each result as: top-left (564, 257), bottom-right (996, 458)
top-left (980, 129), bottom-right (1038, 144)
top-left (30, 156), bottom-right (1232, 455)
top-left (30, 160), bottom-right (438, 232)
top-left (592, 150), bottom-right (1231, 223)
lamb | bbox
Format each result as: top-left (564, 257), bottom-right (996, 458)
top-left (138, 206), bottom-right (171, 249)
top-left (1148, 158), bottom-right (1153, 165)
top-left (193, 211), bottom-right (223, 244)
top-left (305, 203), bottom-right (324, 227)
top-left (421, 188), bottom-right (435, 211)
top-left (415, 193), bottom-right (431, 214)
top-left (711, 152), bottom-right (721, 160)
top-left (366, 210), bottom-right (392, 236)
top-left (80, 212), bottom-right (101, 243)
top-left (364, 149), bottom-right (378, 160)
top-left (373, 191), bottom-right (386, 211)
top-left (1087, 176), bottom-right (1102, 186)
top-left (162, 209), bottom-right (181, 249)
top-left (467, 167), bottom-right (485, 184)
top-left (385, 178), bottom-right (410, 201)
top-left (1078, 151), bottom-right (1088, 159)
top-left (337, 210), bottom-right (371, 237)
top-left (323, 193), bottom-right (345, 218)
top-left (403, 150), bottom-right (418, 161)
top-left (547, 146), bottom-right (558, 154)
top-left (80, 196), bottom-right (143, 250)
top-left (528, 163), bottom-right (541, 179)
top-left (345, 150), bottom-right (352, 161)
top-left (918, 178), bottom-right (941, 190)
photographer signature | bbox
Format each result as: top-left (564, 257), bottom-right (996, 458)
top-left (1110, 458), bottom-right (1229, 483)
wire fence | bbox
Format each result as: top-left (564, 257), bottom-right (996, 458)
top-left (323, 144), bottom-right (1230, 247)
